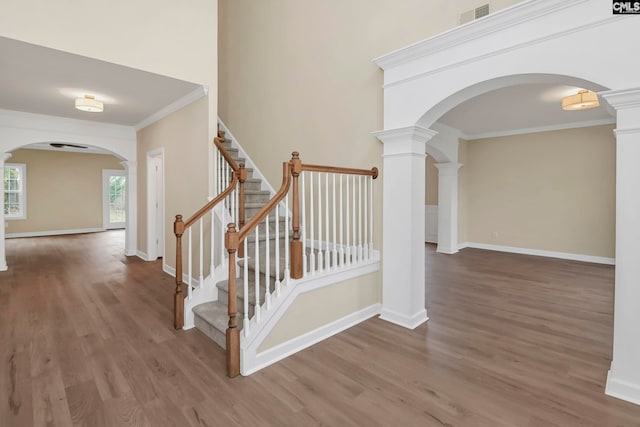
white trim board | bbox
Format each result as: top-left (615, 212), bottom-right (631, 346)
top-left (458, 242), bottom-right (615, 265)
top-left (217, 118), bottom-right (278, 197)
top-left (6, 227), bottom-right (106, 238)
top-left (460, 117), bottom-right (616, 141)
top-left (242, 303), bottom-right (381, 376)
top-left (162, 262), bottom-right (202, 288)
top-left (135, 86), bottom-right (208, 131)
top-left (241, 255), bottom-right (380, 375)
top-left (606, 371), bottom-right (640, 406)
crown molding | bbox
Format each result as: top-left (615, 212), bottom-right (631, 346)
top-left (135, 85), bottom-right (208, 131)
top-left (600, 88), bottom-right (640, 110)
top-left (460, 117), bottom-right (616, 141)
top-left (373, 0), bottom-right (588, 71)
top-left (0, 108), bottom-right (135, 140)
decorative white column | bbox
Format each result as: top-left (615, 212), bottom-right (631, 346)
top-left (121, 161), bottom-right (137, 257)
top-left (374, 126), bottom-right (436, 329)
top-left (0, 153), bottom-right (12, 271)
top-left (433, 162), bottom-right (462, 254)
top-left (601, 88), bottom-right (640, 405)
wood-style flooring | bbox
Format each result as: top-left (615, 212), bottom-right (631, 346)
top-left (1, 232), bottom-right (639, 426)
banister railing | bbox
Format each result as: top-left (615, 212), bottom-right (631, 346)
top-left (224, 152), bottom-right (378, 377)
top-left (173, 131), bottom-right (245, 329)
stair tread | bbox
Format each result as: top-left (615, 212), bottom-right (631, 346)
top-left (217, 278), bottom-right (267, 301)
top-left (193, 301), bottom-right (240, 331)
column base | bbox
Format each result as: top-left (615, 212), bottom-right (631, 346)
top-left (606, 369), bottom-right (640, 406)
top-left (379, 307), bottom-right (428, 329)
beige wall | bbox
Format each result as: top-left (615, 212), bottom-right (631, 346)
top-left (1, 1), bottom-right (219, 258)
top-left (425, 156), bottom-right (439, 205)
top-left (465, 125), bottom-right (616, 258)
top-left (258, 272), bottom-right (380, 352)
top-left (218, 0), bottom-right (522, 252)
top-left (6, 149), bottom-right (123, 234)
top-left (0, 1), bottom-right (217, 88)
top-left (137, 97), bottom-right (210, 267)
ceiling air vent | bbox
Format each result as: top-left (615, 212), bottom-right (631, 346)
top-left (459, 3), bottom-right (491, 25)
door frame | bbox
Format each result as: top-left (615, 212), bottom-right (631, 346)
top-left (103, 169), bottom-right (127, 229)
top-left (146, 148), bottom-right (165, 260)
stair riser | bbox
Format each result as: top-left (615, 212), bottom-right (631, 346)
top-left (244, 193), bottom-right (271, 204)
top-left (243, 219), bottom-right (288, 236)
top-left (217, 288), bottom-right (256, 317)
top-left (244, 181), bottom-right (263, 191)
top-left (194, 314), bottom-right (227, 349)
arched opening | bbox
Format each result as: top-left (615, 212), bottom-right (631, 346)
top-left (1, 125), bottom-right (137, 271)
top-left (423, 76), bottom-right (614, 260)
top-left (374, 1), bottom-right (640, 405)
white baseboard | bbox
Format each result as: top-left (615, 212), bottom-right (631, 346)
top-left (606, 370), bottom-right (640, 406)
top-left (379, 307), bottom-right (428, 329)
top-left (6, 227), bottom-right (105, 239)
top-left (162, 262), bottom-right (202, 287)
top-left (458, 242), bottom-right (615, 265)
top-left (242, 303), bottom-right (381, 376)
top-left (136, 250), bottom-right (151, 261)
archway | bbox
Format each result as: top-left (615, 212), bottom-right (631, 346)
top-left (0, 111), bottom-right (137, 270)
top-left (374, 0), bottom-right (640, 405)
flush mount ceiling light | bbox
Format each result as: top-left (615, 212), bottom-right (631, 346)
top-left (562, 90), bottom-right (599, 111)
top-left (75, 95), bottom-right (104, 112)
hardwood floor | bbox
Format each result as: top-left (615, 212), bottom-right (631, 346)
top-left (1, 233), bottom-right (639, 426)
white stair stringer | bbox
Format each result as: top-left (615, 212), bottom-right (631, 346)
top-left (183, 263), bottom-right (228, 330)
top-left (218, 117), bottom-right (278, 197)
top-left (240, 251), bottom-right (380, 376)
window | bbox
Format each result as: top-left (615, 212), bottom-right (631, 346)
top-left (102, 169), bottom-right (126, 229)
top-left (109, 175), bottom-right (126, 224)
top-left (4, 163), bottom-right (26, 219)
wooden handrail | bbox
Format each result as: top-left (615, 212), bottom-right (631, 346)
top-left (173, 130), bottom-right (243, 330)
top-left (302, 164), bottom-right (378, 179)
top-left (238, 161), bottom-right (292, 242)
top-left (183, 172), bottom-right (239, 229)
top-left (214, 133), bottom-right (240, 172)
top-left (225, 156), bottom-right (295, 377)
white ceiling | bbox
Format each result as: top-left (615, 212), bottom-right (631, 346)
top-left (0, 36), bottom-right (202, 127)
top-left (0, 37), bottom-right (615, 148)
top-left (439, 83), bottom-right (615, 139)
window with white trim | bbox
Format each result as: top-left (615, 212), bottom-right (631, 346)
top-left (4, 163), bottom-right (26, 219)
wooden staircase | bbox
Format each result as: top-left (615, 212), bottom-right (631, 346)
top-left (173, 125), bottom-right (379, 377)
top-left (192, 138), bottom-right (285, 349)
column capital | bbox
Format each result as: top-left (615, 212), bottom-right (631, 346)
top-left (601, 88), bottom-right (640, 134)
top-left (600, 88), bottom-right (640, 111)
top-left (374, 125), bottom-right (437, 157)
top-left (120, 160), bottom-right (137, 172)
top-left (434, 162), bottom-right (462, 176)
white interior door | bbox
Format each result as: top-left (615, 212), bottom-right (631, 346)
top-left (103, 169), bottom-right (127, 229)
top-left (154, 157), bottom-right (164, 258)
top-left (147, 150), bottom-right (165, 260)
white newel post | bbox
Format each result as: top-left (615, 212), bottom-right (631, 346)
top-left (433, 162), bottom-right (462, 254)
top-left (121, 161), bottom-right (137, 257)
top-left (374, 126), bottom-right (436, 329)
top-left (0, 153), bottom-right (12, 271)
top-left (601, 88), bottom-right (640, 405)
